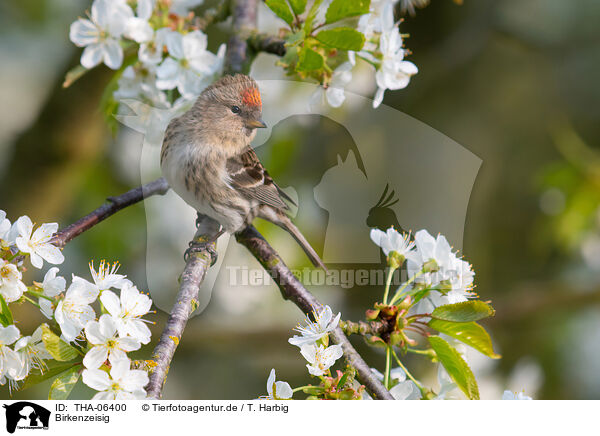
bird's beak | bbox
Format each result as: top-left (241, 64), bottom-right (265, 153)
top-left (246, 119), bottom-right (267, 129)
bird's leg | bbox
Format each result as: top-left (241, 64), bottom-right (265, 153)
top-left (184, 229), bottom-right (224, 266)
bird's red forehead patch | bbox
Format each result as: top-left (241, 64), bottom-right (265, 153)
top-left (241, 87), bottom-right (262, 108)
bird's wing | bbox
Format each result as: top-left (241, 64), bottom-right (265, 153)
top-left (226, 147), bottom-right (297, 211)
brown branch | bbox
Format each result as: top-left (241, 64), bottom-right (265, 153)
top-left (247, 33), bottom-right (287, 57)
top-left (236, 226), bottom-right (395, 400)
top-left (225, 0), bottom-right (259, 74)
top-left (146, 215), bottom-right (220, 399)
top-left (51, 177), bottom-right (169, 248)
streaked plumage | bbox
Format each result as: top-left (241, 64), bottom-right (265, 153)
top-left (160, 74), bottom-right (326, 269)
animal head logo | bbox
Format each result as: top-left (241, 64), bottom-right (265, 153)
top-left (3, 402), bottom-right (50, 433)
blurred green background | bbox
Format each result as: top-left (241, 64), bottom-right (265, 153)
top-left (1, 0), bottom-right (599, 399)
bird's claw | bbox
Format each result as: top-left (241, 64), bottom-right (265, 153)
top-left (184, 240), bottom-right (218, 266)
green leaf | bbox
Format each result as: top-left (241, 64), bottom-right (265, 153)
top-left (428, 336), bottom-right (479, 400)
top-left (285, 29), bottom-right (306, 46)
top-left (431, 301), bottom-right (496, 322)
top-left (296, 47), bottom-right (324, 71)
top-left (48, 366), bottom-right (81, 400)
top-left (0, 294), bottom-right (13, 327)
top-left (337, 372), bottom-right (350, 389)
top-left (303, 0), bottom-right (324, 33)
top-left (265, 0), bottom-right (294, 25)
top-left (288, 0), bottom-right (307, 15)
top-left (315, 27), bottom-right (365, 51)
top-left (325, 0), bottom-right (371, 24)
top-left (428, 319), bottom-right (501, 359)
top-left (41, 324), bottom-right (80, 362)
top-left (19, 361), bottom-right (80, 391)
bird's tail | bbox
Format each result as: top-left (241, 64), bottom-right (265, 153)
top-left (276, 215), bottom-right (327, 271)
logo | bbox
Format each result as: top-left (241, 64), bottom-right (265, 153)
top-left (3, 402), bottom-right (50, 433)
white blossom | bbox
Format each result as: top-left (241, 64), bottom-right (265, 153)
top-left (0, 325), bottom-right (22, 381)
top-left (370, 227), bottom-right (415, 258)
top-left (113, 65), bottom-right (170, 108)
top-left (82, 358), bottom-right (148, 399)
top-left (310, 62), bottom-right (353, 108)
top-left (13, 327), bottom-right (52, 380)
top-left (372, 5), bottom-right (418, 108)
top-left (83, 314), bottom-right (141, 369)
top-left (300, 343), bottom-right (343, 376)
top-left (357, 1), bottom-right (396, 49)
top-left (156, 30), bottom-right (225, 97)
top-left (408, 229), bottom-right (454, 275)
top-left (89, 260), bottom-right (132, 292)
top-left (288, 305), bottom-right (340, 348)
top-left (69, 0), bottom-right (134, 69)
top-left (54, 276), bottom-right (99, 342)
top-left (0, 260), bottom-right (26, 303)
top-left (406, 229), bottom-right (475, 312)
top-left (0, 211), bottom-right (11, 246)
top-left (125, 0), bottom-right (154, 43)
top-left (100, 283), bottom-right (153, 344)
top-left (139, 27), bottom-right (170, 66)
top-left (262, 368), bottom-right (293, 400)
top-left (14, 216), bottom-right (64, 269)
top-left (502, 390), bottom-right (532, 400)
top-left (41, 267), bottom-right (66, 298)
top-left (2, 220), bottom-right (20, 249)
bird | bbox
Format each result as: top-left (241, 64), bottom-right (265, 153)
top-left (160, 74), bottom-right (326, 270)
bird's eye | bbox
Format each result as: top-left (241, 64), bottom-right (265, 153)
top-left (231, 105), bottom-right (241, 114)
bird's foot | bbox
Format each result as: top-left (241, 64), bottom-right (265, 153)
top-left (184, 240), bottom-right (218, 266)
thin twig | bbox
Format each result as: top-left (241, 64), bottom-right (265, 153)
top-left (145, 215), bottom-right (220, 399)
top-left (236, 226), bottom-right (394, 400)
top-left (51, 177), bottom-right (169, 248)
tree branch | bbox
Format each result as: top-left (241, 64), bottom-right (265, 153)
top-left (51, 177), bottom-right (169, 248)
top-left (247, 33), bottom-right (287, 57)
top-left (145, 215), bottom-right (220, 399)
top-left (225, 0), bottom-right (259, 74)
top-left (236, 226), bottom-right (395, 400)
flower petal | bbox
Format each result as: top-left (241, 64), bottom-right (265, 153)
top-left (102, 38), bottom-right (124, 70)
top-left (69, 19), bottom-right (100, 46)
top-left (100, 290), bottom-right (121, 317)
top-left (82, 368), bottom-right (111, 391)
top-left (81, 43), bottom-right (105, 69)
top-left (120, 369), bottom-right (149, 392)
top-left (83, 346), bottom-right (109, 369)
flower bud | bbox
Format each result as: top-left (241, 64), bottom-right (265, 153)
top-left (422, 258), bottom-right (438, 273)
top-left (398, 295), bottom-right (412, 311)
top-left (387, 251), bottom-right (405, 269)
top-left (365, 308), bottom-right (380, 321)
top-left (389, 331), bottom-right (405, 347)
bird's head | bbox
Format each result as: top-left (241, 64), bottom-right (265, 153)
top-left (193, 74), bottom-right (266, 149)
